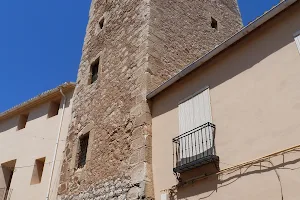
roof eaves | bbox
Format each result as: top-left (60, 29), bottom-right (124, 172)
top-left (0, 82), bottom-right (75, 121)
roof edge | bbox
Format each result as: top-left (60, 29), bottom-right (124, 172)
top-left (147, 0), bottom-right (297, 99)
top-left (0, 82), bottom-right (76, 121)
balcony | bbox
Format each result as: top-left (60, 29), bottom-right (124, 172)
top-left (173, 122), bottom-right (219, 173)
top-left (0, 188), bottom-right (12, 200)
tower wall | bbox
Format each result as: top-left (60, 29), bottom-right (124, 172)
top-left (58, 0), bottom-right (242, 199)
top-left (148, 0), bottom-right (242, 90)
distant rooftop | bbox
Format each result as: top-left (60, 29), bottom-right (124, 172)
top-left (0, 82), bottom-right (75, 121)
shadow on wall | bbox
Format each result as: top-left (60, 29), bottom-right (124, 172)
top-left (172, 152), bottom-right (300, 200)
top-left (0, 118), bottom-right (18, 133)
top-left (151, 1), bottom-right (298, 118)
top-left (175, 175), bottom-right (218, 200)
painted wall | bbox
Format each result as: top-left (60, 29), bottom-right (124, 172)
top-left (151, 2), bottom-right (300, 200)
top-left (0, 91), bottom-right (73, 200)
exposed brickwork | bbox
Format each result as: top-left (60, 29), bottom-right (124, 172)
top-left (58, 0), bottom-right (242, 199)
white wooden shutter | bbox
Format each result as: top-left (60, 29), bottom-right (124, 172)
top-left (179, 88), bottom-right (212, 134)
top-left (178, 88), bottom-right (212, 161)
top-left (295, 33), bottom-right (300, 54)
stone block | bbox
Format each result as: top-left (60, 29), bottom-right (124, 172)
top-left (129, 151), bottom-right (139, 165)
top-left (129, 163), bottom-right (145, 184)
top-left (127, 187), bottom-right (140, 200)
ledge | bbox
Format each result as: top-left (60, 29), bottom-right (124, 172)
top-left (173, 155), bottom-right (220, 173)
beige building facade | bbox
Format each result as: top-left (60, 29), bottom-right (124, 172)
top-left (149, 1), bottom-right (300, 199)
top-left (57, 0), bottom-right (242, 200)
top-left (3, 0), bottom-right (300, 200)
top-left (0, 83), bottom-right (74, 200)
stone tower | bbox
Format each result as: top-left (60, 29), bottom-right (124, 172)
top-left (58, 0), bottom-right (242, 199)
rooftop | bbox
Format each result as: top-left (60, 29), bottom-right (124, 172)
top-left (0, 82), bottom-right (75, 121)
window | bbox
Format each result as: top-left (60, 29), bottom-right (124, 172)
top-left (17, 114), bottom-right (29, 130)
top-left (30, 157), bottom-right (46, 185)
top-left (89, 58), bottom-right (99, 84)
top-left (99, 17), bottom-right (105, 29)
top-left (178, 88), bottom-right (213, 160)
top-left (77, 133), bottom-right (90, 168)
top-left (173, 88), bottom-right (218, 173)
top-left (48, 99), bottom-right (61, 118)
top-left (294, 31), bottom-right (300, 54)
top-left (179, 87), bottom-right (212, 134)
top-left (211, 17), bottom-right (218, 30)
top-left (0, 160), bottom-right (16, 192)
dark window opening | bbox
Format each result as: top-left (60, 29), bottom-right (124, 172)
top-left (99, 17), bottom-right (105, 29)
top-left (30, 157), bottom-right (46, 185)
top-left (1, 160), bottom-right (16, 187)
top-left (17, 114), bottom-right (29, 130)
top-left (78, 133), bottom-right (90, 169)
top-left (211, 17), bottom-right (218, 29)
top-left (48, 99), bottom-right (61, 118)
top-left (1, 159), bottom-right (16, 199)
top-left (90, 58), bottom-right (99, 84)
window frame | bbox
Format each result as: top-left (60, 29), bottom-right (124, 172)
top-left (211, 17), bottom-right (218, 30)
top-left (178, 86), bottom-right (213, 134)
top-left (294, 30), bottom-right (300, 54)
top-left (47, 99), bottom-right (61, 118)
top-left (77, 132), bottom-right (90, 169)
top-left (89, 58), bottom-right (100, 85)
top-left (17, 113), bottom-right (29, 130)
top-left (30, 157), bottom-right (46, 185)
top-left (99, 17), bottom-right (105, 30)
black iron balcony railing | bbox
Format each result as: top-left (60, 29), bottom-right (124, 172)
top-left (0, 188), bottom-right (12, 200)
top-left (173, 122), bottom-right (219, 173)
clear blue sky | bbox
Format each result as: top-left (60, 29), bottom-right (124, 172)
top-left (0, 0), bottom-right (278, 112)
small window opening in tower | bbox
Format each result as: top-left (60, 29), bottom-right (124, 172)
top-left (77, 133), bottom-right (90, 169)
top-left (89, 58), bottom-right (99, 84)
top-left (99, 17), bottom-right (105, 29)
top-left (211, 17), bottom-right (218, 30)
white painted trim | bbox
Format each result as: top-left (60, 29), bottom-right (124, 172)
top-left (294, 32), bottom-right (300, 54)
top-left (208, 88), bottom-right (214, 123)
top-left (293, 30), bottom-right (300, 37)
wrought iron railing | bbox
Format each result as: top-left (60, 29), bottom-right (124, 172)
top-left (0, 188), bottom-right (12, 200)
top-left (173, 122), bottom-right (219, 173)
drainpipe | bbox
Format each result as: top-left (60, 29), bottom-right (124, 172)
top-left (46, 88), bottom-right (66, 200)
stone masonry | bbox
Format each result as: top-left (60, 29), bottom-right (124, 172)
top-left (58, 0), bottom-right (242, 199)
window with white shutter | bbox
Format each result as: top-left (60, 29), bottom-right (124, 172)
top-left (178, 87), bottom-right (213, 163)
top-left (179, 87), bottom-right (212, 134)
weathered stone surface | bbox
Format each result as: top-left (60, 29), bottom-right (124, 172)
top-left (58, 0), bottom-right (242, 199)
top-left (127, 187), bottom-right (140, 200)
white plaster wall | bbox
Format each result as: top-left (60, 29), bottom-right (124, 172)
top-left (0, 91), bottom-right (73, 200)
